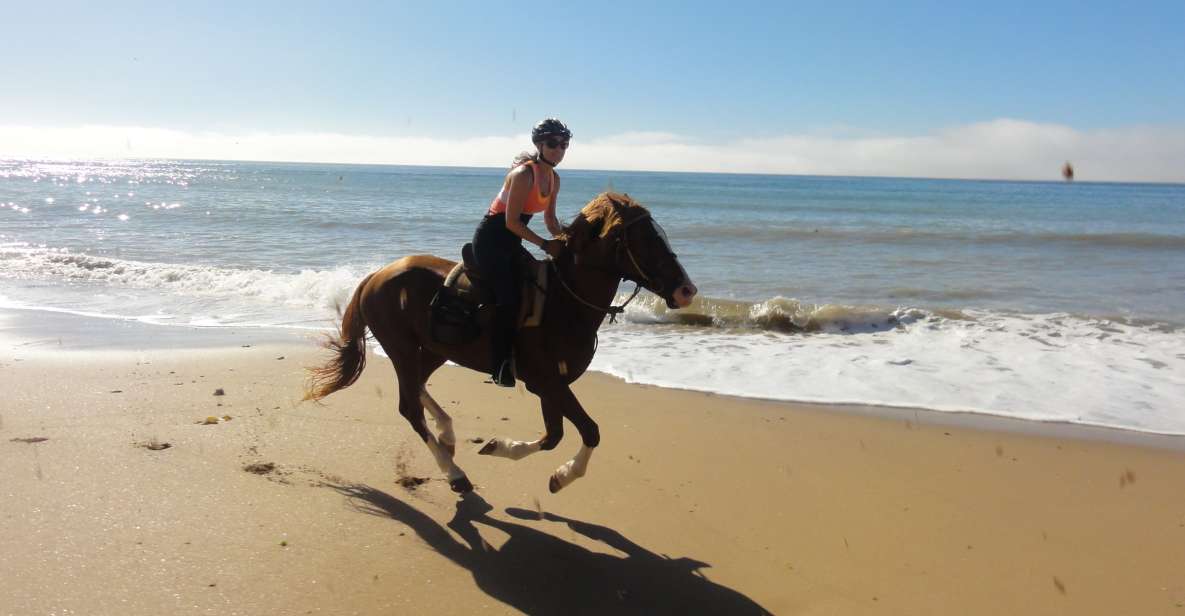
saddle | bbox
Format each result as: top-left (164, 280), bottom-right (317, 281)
top-left (428, 243), bottom-right (549, 345)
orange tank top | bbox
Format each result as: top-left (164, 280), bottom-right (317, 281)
top-left (486, 160), bottom-right (554, 216)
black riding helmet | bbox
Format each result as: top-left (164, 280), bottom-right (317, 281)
top-left (531, 118), bottom-right (572, 143)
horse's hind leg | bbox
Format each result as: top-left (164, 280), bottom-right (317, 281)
top-left (418, 351), bottom-right (456, 457)
top-left (420, 390), bottom-right (457, 457)
top-left (391, 356), bottom-right (473, 493)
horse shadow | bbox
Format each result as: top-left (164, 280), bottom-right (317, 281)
top-left (324, 483), bottom-right (772, 615)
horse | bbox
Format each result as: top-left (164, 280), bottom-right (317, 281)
top-left (303, 192), bottom-right (697, 494)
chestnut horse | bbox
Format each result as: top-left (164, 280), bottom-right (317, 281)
top-left (304, 193), bottom-right (697, 493)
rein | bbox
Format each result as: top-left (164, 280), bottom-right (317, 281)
top-left (550, 262), bottom-right (642, 323)
top-left (549, 213), bottom-right (654, 323)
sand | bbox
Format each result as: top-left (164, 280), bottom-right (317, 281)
top-left (2, 327), bottom-right (1184, 615)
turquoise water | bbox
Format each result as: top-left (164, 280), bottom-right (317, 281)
top-left (3, 159), bottom-right (1183, 321)
top-left (2, 159), bottom-right (1184, 433)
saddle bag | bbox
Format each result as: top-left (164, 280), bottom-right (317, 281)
top-left (429, 289), bottom-right (482, 345)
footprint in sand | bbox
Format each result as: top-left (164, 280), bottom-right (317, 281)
top-left (244, 462), bottom-right (276, 475)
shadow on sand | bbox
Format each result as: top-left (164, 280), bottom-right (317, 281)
top-left (324, 483), bottom-right (772, 615)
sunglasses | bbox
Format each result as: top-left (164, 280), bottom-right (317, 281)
top-left (542, 138), bottom-right (570, 150)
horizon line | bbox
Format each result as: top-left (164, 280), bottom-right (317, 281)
top-left (3, 118), bottom-right (1185, 183)
top-left (4, 154), bottom-right (1184, 187)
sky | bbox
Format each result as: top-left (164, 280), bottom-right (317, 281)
top-left (2, 1), bottom-right (1184, 181)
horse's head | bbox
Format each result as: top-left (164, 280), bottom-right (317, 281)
top-left (562, 192), bottom-right (697, 309)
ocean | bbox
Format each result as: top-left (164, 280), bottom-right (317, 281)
top-left (2, 159), bottom-right (1184, 434)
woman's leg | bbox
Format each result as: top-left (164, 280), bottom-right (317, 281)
top-left (473, 216), bottom-right (521, 386)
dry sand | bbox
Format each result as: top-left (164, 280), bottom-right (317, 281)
top-left (2, 337), bottom-right (1184, 615)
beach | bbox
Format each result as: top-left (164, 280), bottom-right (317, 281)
top-left (5, 4), bottom-right (1185, 613)
top-left (4, 1), bottom-right (1185, 612)
top-left (3, 315), bottom-right (1184, 615)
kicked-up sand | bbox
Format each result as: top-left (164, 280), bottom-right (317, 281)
top-left (2, 315), bottom-right (1184, 615)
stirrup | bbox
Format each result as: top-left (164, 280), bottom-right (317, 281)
top-left (492, 358), bottom-right (516, 388)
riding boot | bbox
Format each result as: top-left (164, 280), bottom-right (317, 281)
top-left (490, 304), bottom-right (518, 387)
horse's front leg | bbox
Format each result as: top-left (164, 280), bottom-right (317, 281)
top-left (476, 394), bottom-right (563, 461)
top-left (543, 385), bottom-right (598, 493)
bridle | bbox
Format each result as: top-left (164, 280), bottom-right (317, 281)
top-left (550, 212), bottom-right (666, 323)
top-left (618, 214), bottom-right (657, 286)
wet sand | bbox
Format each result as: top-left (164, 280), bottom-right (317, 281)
top-left (2, 318), bottom-right (1184, 615)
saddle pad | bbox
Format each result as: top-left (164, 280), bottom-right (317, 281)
top-left (519, 260), bottom-right (548, 328)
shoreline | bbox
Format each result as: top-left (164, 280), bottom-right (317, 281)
top-left (4, 306), bottom-right (1183, 449)
top-left (605, 379), bottom-right (1185, 452)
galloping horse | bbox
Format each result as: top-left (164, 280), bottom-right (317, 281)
top-left (304, 192), bottom-right (697, 493)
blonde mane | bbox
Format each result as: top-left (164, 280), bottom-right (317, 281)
top-left (563, 192), bottom-right (648, 243)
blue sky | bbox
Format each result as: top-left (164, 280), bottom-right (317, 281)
top-left (3, 1), bottom-right (1184, 180)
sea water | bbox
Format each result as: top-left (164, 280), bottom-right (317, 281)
top-left (2, 159), bottom-right (1183, 434)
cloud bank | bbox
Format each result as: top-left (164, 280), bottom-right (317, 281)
top-left (2, 119), bottom-right (1183, 182)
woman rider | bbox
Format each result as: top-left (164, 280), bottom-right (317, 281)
top-left (473, 118), bottom-right (570, 387)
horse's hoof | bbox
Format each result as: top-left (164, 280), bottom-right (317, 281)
top-left (548, 476), bottom-right (562, 494)
top-left (478, 439), bottom-right (499, 456)
top-left (450, 477), bottom-right (474, 493)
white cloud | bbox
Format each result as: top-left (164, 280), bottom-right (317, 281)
top-left (2, 119), bottom-right (1183, 182)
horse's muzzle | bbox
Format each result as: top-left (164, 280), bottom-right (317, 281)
top-left (670, 281), bottom-right (697, 309)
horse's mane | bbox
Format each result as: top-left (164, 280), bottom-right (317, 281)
top-left (563, 192), bottom-right (648, 242)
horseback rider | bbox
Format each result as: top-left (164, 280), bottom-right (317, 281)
top-left (472, 118), bottom-right (570, 387)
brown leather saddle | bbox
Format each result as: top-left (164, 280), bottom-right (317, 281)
top-left (428, 243), bottom-right (548, 345)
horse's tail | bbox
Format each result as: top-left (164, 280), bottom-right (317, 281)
top-left (304, 273), bottom-right (374, 402)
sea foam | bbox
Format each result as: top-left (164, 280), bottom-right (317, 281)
top-left (593, 308), bottom-right (1185, 435)
top-left (4, 243), bottom-right (1183, 434)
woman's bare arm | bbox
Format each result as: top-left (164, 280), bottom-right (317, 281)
top-left (544, 174), bottom-right (563, 236)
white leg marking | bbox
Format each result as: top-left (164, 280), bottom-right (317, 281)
top-left (422, 425), bottom-right (467, 482)
top-left (550, 445), bottom-right (594, 492)
top-left (482, 437), bottom-right (544, 460)
top-left (420, 389), bottom-right (456, 449)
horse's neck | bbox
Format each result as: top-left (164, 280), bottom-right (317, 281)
top-left (552, 257), bottom-right (621, 332)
